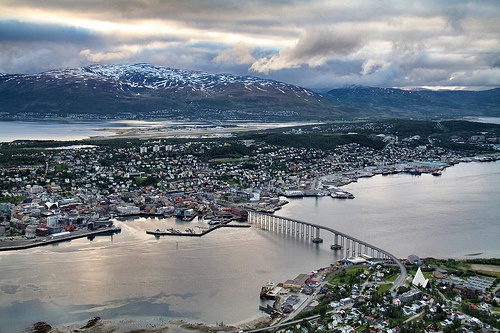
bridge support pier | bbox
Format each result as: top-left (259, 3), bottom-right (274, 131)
top-left (248, 211), bottom-right (401, 262)
top-left (311, 226), bottom-right (323, 243)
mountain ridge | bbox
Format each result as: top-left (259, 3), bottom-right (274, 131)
top-left (0, 63), bottom-right (343, 120)
top-left (325, 86), bottom-right (500, 119)
top-left (0, 63), bottom-right (499, 121)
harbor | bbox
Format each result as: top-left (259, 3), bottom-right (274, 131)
top-left (0, 161), bottom-right (498, 332)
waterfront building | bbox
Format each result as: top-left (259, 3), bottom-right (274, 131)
top-left (116, 205), bottom-right (140, 215)
top-left (283, 273), bottom-right (309, 291)
top-left (408, 254), bottom-right (422, 266)
top-left (25, 224), bottom-right (37, 238)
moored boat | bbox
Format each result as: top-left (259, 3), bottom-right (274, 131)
top-left (260, 281), bottom-right (278, 299)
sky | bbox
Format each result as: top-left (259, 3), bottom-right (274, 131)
top-left (1, 0), bottom-right (500, 91)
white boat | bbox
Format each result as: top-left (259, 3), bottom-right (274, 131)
top-left (331, 190), bottom-right (354, 199)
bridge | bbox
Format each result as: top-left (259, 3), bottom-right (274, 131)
top-left (247, 211), bottom-right (407, 291)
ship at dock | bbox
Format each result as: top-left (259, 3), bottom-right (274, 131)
top-left (260, 281), bottom-right (279, 300)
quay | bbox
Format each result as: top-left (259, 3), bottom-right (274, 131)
top-left (146, 221), bottom-right (251, 237)
top-left (0, 227), bottom-right (119, 252)
top-left (117, 212), bottom-right (166, 218)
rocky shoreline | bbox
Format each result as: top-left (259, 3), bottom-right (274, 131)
top-left (43, 316), bottom-right (272, 333)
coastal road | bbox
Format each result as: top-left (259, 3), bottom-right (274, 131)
top-left (390, 261), bottom-right (408, 293)
top-left (282, 266), bottom-right (345, 323)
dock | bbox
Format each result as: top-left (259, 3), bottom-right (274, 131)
top-left (146, 222), bottom-right (251, 238)
top-left (0, 228), bottom-right (119, 252)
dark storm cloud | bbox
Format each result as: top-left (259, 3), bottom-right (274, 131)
top-left (0, 43), bottom-right (89, 73)
top-left (0, 19), bottom-right (95, 43)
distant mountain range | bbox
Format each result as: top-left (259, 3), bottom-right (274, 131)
top-left (0, 63), bottom-right (499, 121)
top-left (325, 85), bottom-right (500, 119)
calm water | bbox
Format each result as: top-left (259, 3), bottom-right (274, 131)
top-left (0, 120), bottom-right (185, 142)
top-left (0, 162), bottom-right (499, 332)
top-left (279, 161), bottom-right (500, 259)
top-left (469, 117), bottom-right (500, 125)
top-left (0, 117), bottom-right (499, 142)
top-left (0, 218), bottom-right (341, 332)
top-left (0, 120), bottom-right (117, 141)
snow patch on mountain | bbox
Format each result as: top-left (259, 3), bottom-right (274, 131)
top-left (37, 63), bottom-right (319, 97)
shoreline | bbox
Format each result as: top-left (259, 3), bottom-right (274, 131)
top-left (47, 257), bottom-right (500, 333)
top-left (49, 316), bottom-right (272, 333)
top-left (322, 158), bottom-right (496, 188)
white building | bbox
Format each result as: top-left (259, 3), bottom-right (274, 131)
top-left (28, 185), bottom-right (44, 194)
top-left (116, 205), bottom-right (140, 215)
top-left (46, 215), bottom-right (59, 227)
top-left (412, 267), bottom-right (429, 288)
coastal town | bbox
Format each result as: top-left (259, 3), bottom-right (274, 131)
top-left (1, 121), bottom-right (499, 241)
top-left (0, 120), bottom-right (499, 332)
top-left (250, 255), bottom-right (500, 333)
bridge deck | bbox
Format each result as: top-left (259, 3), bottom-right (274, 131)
top-left (248, 211), bottom-right (407, 292)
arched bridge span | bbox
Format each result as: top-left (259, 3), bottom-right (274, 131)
top-left (248, 211), bottom-right (406, 290)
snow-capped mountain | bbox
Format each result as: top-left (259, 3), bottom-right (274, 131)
top-left (1, 64), bottom-right (499, 120)
top-left (40, 63), bottom-right (314, 93)
top-left (0, 64), bottom-right (340, 120)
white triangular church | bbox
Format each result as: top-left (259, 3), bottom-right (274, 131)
top-left (412, 267), bottom-right (429, 288)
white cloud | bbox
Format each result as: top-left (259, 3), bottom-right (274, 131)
top-left (213, 43), bottom-right (256, 65)
top-left (250, 28), bottom-right (364, 73)
top-left (361, 58), bottom-right (391, 76)
top-left (80, 49), bottom-right (133, 62)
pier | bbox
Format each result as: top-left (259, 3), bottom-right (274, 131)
top-left (146, 221), bottom-right (251, 237)
top-left (0, 227), bottom-right (119, 251)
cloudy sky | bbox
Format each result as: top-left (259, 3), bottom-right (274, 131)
top-left (1, 0), bottom-right (500, 90)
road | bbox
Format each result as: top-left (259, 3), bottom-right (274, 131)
top-left (247, 261), bottom-right (408, 332)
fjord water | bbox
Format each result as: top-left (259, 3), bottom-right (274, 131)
top-left (0, 120), bottom-right (117, 141)
top-left (0, 120), bottom-right (183, 142)
top-left (279, 160), bottom-right (500, 259)
top-left (0, 161), bottom-right (498, 332)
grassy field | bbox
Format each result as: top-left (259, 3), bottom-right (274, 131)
top-left (329, 267), bottom-right (365, 285)
top-left (377, 284), bottom-right (392, 294)
top-left (468, 264), bottom-right (500, 278)
top-left (382, 274), bottom-right (398, 282)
